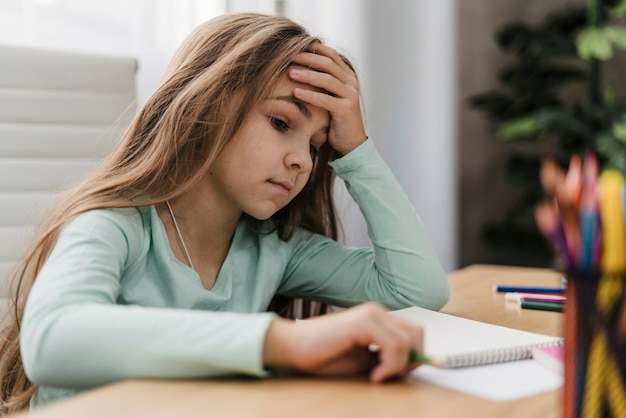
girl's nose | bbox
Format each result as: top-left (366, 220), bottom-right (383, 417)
top-left (285, 142), bottom-right (313, 172)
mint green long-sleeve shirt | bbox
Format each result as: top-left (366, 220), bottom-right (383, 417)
top-left (21, 139), bottom-right (449, 407)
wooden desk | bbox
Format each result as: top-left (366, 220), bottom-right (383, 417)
top-left (13, 264), bottom-right (565, 418)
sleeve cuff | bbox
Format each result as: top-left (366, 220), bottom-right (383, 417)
top-left (248, 312), bottom-right (279, 377)
top-left (328, 138), bottom-right (379, 175)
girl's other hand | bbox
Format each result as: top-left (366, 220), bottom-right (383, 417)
top-left (289, 43), bottom-right (367, 157)
top-left (263, 303), bottom-right (424, 383)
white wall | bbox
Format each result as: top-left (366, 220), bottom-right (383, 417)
top-left (0, 0), bottom-right (458, 272)
top-left (363, 0), bottom-right (458, 272)
top-left (0, 0), bottom-right (227, 103)
top-left (286, 0), bottom-right (458, 272)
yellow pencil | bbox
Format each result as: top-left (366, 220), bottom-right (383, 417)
top-left (599, 170), bottom-right (626, 272)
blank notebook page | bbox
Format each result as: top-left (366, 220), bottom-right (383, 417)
top-left (392, 306), bottom-right (563, 368)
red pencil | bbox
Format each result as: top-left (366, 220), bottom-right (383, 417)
top-left (505, 292), bottom-right (566, 303)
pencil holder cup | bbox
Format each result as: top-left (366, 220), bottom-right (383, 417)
top-left (563, 269), bottom-right (626, 418)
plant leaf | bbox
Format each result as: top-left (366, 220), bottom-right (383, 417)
top-left (604, 87), bottom-right (616, 105)
top-left (595, 132), bottom-right (618, 157)
top-left (613, 123), bottom-right (626, 143)
top-left (496, 116), bottom-right (542, 140)
top-left (610, 0), bottom-right (626, 19)
top-left (577, 28), bottom-right (613, 60)
top-left (604, 26), bottom-right (626, 51)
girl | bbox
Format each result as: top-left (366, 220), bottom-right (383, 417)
top-left (0, 12), bottom-right (449, 413)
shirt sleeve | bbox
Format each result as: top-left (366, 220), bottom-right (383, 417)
top-left (20, 209), bottom-right (276, 390)
top-left (279, 138), bottom-right (450, 311)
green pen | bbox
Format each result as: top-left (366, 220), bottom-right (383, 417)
top-left (370, 345), bottom-right (440, 367)
top-left (411, 350), bottom-right (432, 364)
top-left (520, 300), bottom-right (564, 313)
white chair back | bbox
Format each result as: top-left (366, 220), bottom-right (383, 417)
top-left (0, 45), bottom-right (137, 309)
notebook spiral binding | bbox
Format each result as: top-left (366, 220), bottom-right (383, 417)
top-left (443, 340), bottom-right (565, 368)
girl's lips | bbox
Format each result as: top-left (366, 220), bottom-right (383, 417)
top-left (269, 180), bottom-right (293, 195)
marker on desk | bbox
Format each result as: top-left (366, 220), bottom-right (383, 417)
top-left (505, 293), bottom-right (566, 303)
top-left (521, 297), bottom-right (565, 304)
top-left (520, 300), bottom-right (564, 313)
top-left (495, 285), bottom-right (566, 294)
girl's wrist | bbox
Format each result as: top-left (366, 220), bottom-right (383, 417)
top-left (262, 317), bottom-right (297, 370)
top-left (334, 134), bottom-right (368, 157)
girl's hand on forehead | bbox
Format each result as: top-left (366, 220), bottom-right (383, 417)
top-left (290, 43), bottom-right (367, 157)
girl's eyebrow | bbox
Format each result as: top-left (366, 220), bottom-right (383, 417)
top-left (268, 95), bottom-right (311, 120)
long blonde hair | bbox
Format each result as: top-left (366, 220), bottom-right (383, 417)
top-left (0, 13), bottom-right (346, 413)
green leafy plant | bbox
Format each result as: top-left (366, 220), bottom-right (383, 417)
top-left (469, 0), bottom-right (626, 267)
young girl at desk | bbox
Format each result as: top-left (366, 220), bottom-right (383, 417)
top-left (0, 13), bottom-right (449, 413)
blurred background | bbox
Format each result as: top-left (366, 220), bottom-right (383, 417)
top-left (2, 0), bottom-right (624, 273)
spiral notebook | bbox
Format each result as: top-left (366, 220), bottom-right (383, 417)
top-left (393, 306), bottom-right (563, 368)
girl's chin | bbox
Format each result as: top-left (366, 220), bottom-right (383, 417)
top-left (245, 209), bottom-right (281, 221)
top-left (244, 199), bottom-right (292, 221)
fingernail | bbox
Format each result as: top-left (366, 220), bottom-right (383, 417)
top-left (293, 88), bottom-right (305, 97)
top-left (290, 68), bottom-right (300, 76)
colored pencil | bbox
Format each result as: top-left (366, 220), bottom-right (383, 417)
top-left (520, 300), bottom-right (564, 312)
top-left (495, 285), bottom-right (565, 294)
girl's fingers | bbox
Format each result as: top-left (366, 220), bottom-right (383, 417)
top-left (312, 348), bottom-right (377, 376)
top-left (289, 60), bottom-right (359, 108)
top-left (292, 87), bottom-right (342, 115)
top-left (370, 329), bottom-right (421, 382)
top-left (289, 68), bottom-right (349, 106)
top-left (288, 303), bottom-right (425, 381)
top-left (363, 311), bottom-right (423, 382)
top-left (289, 43), bottom-right (366, 156)
top-left (308, 42), bottom-right (353, 72)
top-left (292, 45), bottom-right (355, 86)
top-left (292, 83), bottom-right (365, 156)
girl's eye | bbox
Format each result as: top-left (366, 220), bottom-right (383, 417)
top-left (270, 116), bottom-right (289, 132)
